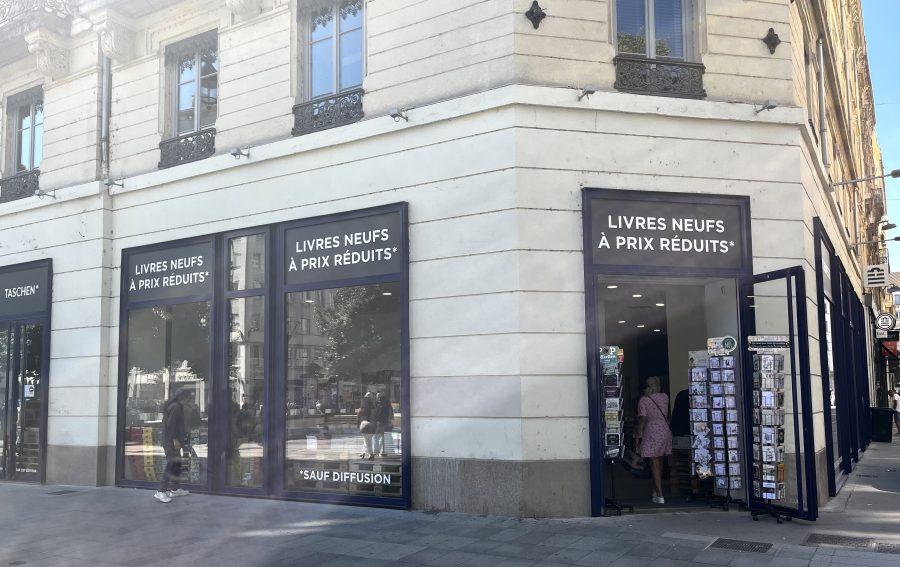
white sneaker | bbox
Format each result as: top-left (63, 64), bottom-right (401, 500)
top-left (168, 488), bottom-right (189, 498)
top-left (154, 491), bottom-right (172, 503)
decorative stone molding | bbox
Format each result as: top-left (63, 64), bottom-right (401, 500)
top-left (86, 9), bottom-right (134, 62)
top-left (24, 28), bottom-right (68, 80)
top-left (226, 0), bottom-right (262, 20)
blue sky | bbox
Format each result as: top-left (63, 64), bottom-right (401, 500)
top-left (862, 0), bottom-right (900, 268)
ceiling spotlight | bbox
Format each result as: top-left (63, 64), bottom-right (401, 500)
top-left (653, 329), bottom-right (661, 332)
top-left (618, 320), bottom-right (626, 324)
top-left (304, 299), bottom-right (315, 304)
top-left (636, 324), bottom-right (645, 328)
top-left (607, 285), bottom-right (618, 289)
top-left (230, 147), bottom-right (250, 160)
top-left (382, 292), bottom-right (393, 296)
top-left (632, 294), bottom-right (642, 298)
top-left (33, 188), bottom-right (56, 199)
top-left (655, 302), bottom-right (665, 307)
top-left (578, 85), bottom-right (597, 101)
top-left (388, 107), bottom-right (409, 122)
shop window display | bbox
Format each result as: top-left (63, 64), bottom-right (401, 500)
top-left (226, 296), bottom-right (265, 488)
top-left (123, 302), bottom-right (210, 484)
top-left (284, 282), bottom-right (402, 498)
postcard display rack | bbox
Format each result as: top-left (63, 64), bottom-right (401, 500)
top-left (600, 346), bottom-right (632, 515)
top-left (751, 353), bottom-right (787, 522)
top-left (689, 349), bottom-right (743, 509)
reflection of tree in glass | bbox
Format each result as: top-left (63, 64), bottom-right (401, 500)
top-left (316, 286), bottom-right (400, 385)
top-left (128, 302), bottom-right (211, 383)
top-left (21, 325), bottom-right (42, 381)
top-left (617, 31), bottom-right (671, 57)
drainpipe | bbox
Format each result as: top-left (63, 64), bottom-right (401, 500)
top-left (100, 54), bottom-right (111, 180)
top-left (817, 37), bottom-right (830, 168)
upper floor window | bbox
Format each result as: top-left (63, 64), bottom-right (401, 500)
top-left (166, 30), bottom-right (218, 136)
top-left (308, 0), bottom-right (363, 99)
top-left (8, 87), bottom-right (43, 174)
top-left (616, 0), bottom-right (692, 60)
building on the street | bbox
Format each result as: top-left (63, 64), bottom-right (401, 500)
top-left (0, 0), bottom-right (889, 518)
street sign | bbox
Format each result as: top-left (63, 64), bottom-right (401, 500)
top-left (865, 264), bottom-right (888, 287)
top-left (876, 313), bottom-right (896, 330)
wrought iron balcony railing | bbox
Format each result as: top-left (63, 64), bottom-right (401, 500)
top-left (0, 169), bottom-right (39, 204)
top-left (158, 128), bottom-right (216, 169)
top-left (292, 88), bottom-right (364, 136)
top-left (614, 55), bottom-right (706, 99)
top-left (0, 0), bottom-right (74, 25)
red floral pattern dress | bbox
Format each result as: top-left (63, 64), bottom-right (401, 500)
top-left (639, 393), bottom-right (673, 458)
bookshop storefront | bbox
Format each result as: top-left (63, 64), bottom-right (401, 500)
top-left (0, 260), bottom-right (51, 484)
top-left (583, 189), bottom-right (818, 520)
top-left (116, 204), bottom-right (411, 508)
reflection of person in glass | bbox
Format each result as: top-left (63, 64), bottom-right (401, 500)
top-left (636, 377), bottom-right (672, 505)
top-left (357, 391), bottom-right (376, 460)
top-left (155, 387), bottom-right (193, 503)
top-left (374, 392), bottom-right (392, 458)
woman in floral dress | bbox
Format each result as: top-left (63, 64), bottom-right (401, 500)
top-left (636, 376), bottom-right (672, 504)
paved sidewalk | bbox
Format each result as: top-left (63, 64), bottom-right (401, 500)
top-left (2, 441), bottom-right (900, 567)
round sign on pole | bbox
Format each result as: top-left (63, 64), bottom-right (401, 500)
top-left (877, 313), bottom-right (896, 330)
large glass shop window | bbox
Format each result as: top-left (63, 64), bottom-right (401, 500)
top-left (123, 302), bottom-right (211, 484)
top-left (284, 282), bottom-right (402, 497)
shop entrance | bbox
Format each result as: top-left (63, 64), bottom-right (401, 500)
top-left (592, 275), bottom-right (742, 511)
top-left (0, 320), bottom-right (47, 482)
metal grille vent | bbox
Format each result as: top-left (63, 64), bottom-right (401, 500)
top-left (875, 543), bottom-right (900, 554)
top-left (709, 538), bottom-right (772, 553)
top-left (805, 533), bottom-right (873, 548)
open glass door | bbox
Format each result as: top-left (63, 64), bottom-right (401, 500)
top-left (0, 324), bottom-right (9, 479)
top-left (741, 267), bottom-right (818, 521)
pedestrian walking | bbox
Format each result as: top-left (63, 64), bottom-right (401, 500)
top-left (155, 387), bottom-right (193, 503)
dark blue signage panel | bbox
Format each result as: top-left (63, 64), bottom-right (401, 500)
top-left (124, 240), bottom-right (214, 303)
top-left (284, 211), bottom-right (403, 286)
top-left (586, 189), bottom-right (751, 275)
top-left (0, 262), bottom-right (51, 318)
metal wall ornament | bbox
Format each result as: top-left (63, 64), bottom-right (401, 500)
top-left (292, 87), bottom-right (364, 136)
top-left (762, 28), bottom-right (781, 55)
top-left (614, 55), bottom-right (706, 99)
top-left (158, 128), bottom-right (216, 169)
top-left (0, 169), bottom-right (40, 203)
top-left (525, 1), bottom-right (546, 29)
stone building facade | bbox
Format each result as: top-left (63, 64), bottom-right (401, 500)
top-left (0, 0), bottom-right (887, 518)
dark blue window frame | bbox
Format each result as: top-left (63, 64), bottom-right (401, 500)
top-left (115, 205), bottom-right (410, 510)
top-left (581, 188), bottom-right (752, 516)
top-left (0, 259), bottom-right (52, 484)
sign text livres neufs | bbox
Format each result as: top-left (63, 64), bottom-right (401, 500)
top-left (129, 255), bottom-right (208, 291)
top-left (289, 228), bottom-right (395, 272)
top-left (600, 214), bottom-right (735, 254)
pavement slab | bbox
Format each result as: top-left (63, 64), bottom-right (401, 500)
top-left (3, 442), bottom-right (900, 566)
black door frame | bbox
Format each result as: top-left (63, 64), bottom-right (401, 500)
top-left (0, 258), bottom-right (52, 484)
top-left (739, 266), bottom-right (818, 521)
